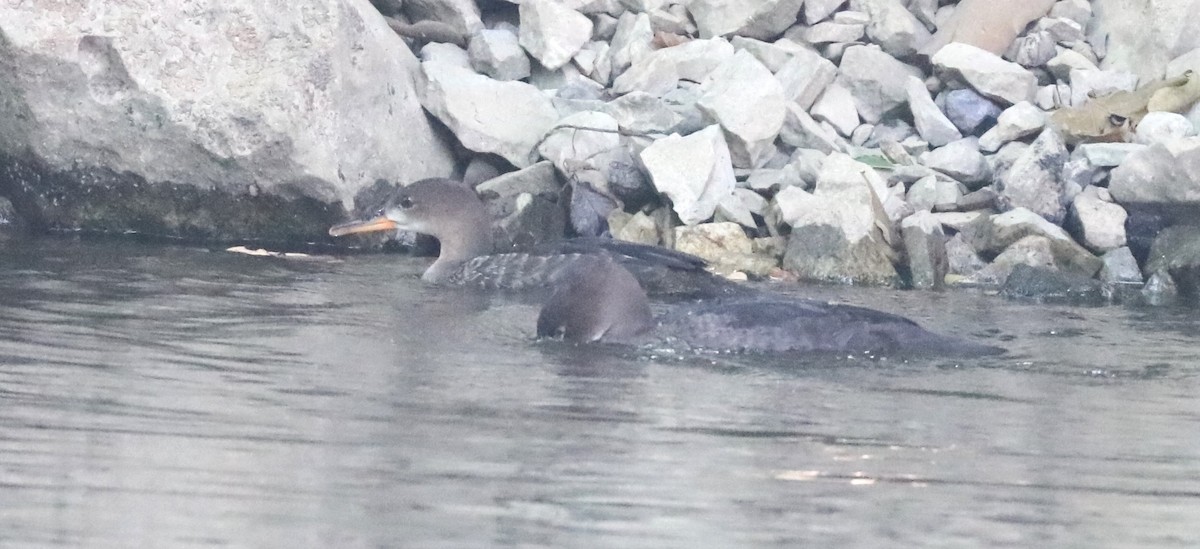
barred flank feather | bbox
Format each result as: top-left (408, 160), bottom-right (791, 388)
top-left (450, 253), bottom-right (592, 291)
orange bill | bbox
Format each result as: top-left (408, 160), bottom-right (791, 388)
top-left (328, 216), bottom-right (399, 237)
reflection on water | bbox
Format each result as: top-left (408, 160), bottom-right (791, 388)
top-left (1, 237), bottom-right (1198, 548)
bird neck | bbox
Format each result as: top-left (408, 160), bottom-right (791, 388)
top-left (423, 210), bottom-right (493, 282)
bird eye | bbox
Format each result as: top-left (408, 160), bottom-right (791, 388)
top-left (374, 208), bottom-right (385, 217)
top-left (398, 197), bottom-right (414, 209)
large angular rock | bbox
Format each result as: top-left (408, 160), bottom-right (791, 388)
top-left (779, 104), bottom-right (846, 153)
top-left (836, 45), bottom-right (924, 124)
top-left (686, 0), bottom-right (806, 40)
top-left (696, 50), bottom-right (787, 168)
top-left (804, 23), bottom-right (865, 44)
top-left (403, 0), bottom-right (484, 37)
top-left (1076, 143), bottom-right (1146, 168)
top-left (602, 92), bottom-right (682, 134)
top-left (940, 88), bottom-right (1003, 135)
top-left (907, 175), bottom-right (963, 212)
top-left (419, 62), bottom-right (558, 168)
top-left (902, 210), bottom-right (948, 289)
top-left (1109, 139), bottom-right (1200, 208)
top-left (978, 101), bottom-right (1046, 152)
top-left (0, 0), bottom-right (456, 240)
top-left (981, 207), bottom-right (1102, 277)
top-left (468, 29), bottom-right (531, 81)
top-left (1099, 246), bottom-right (1143, 285)
top-left (922, 138), bottom-right (990, 187)
top-left (906, 76), bottom-right (961, 147)
top-left (1133, 112), bottom-right (1196, 146)
top-left (1092, 0), bottom-right (1200, 81)
top-left (779, 153), bottom-right (900, 285)
top-left (969, 235), bottom-right (1057, 286)
top-left (519, 0), bottom-right (593, 71)
top-left (612, 38), bottom-right (736, 97)
top-left (810, 82), bottom-right (860, 137)
top-left (850, 0), bottom-right (931, 58)
top-left (1145, 224), bottom-right (1200, 297)
top-left (608, 12), bottom-right (654, 78)
top-left (537, 111), bottom-right (621, 174)
top-left (1067, 186), bottom-right (1127, 253)
top-left (805, 0), bottom-right (848, 24)
top-left (639, 125), bottom-right (736, 225)
top-left (921, 0), bottom-right (1055, 56)
top-left (674, 222), bottom-right (778, 276)
top-left (476, 161), bottom-right (565, 251)
top-left (998, 129), bottom-right (1069, 223)
top-left (932, 43), bottom-right (1038, 105)
top-left (774, 47), bottom-right (838, 110)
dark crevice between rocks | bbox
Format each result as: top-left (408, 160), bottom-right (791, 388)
top-left (0, 148), bottom-right (346, 251)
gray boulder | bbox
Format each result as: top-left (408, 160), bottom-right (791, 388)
top-left (696, 50), bottom-right (787, 168)
top-left (997, 129), bottom-right (1068, 223)
top-left (978, 101), bottom-right (1046, 152)
top-left (850, 0), bottom-right (931, 58)
top-left (999, 264), bottom-right (1107, 303)
top-left (1109, 139), bottom-right (1200, 208)
top-left (639, 125), bottom-right (736, 225)
top-left (940, 88), bottom-right (1003, 135)
top-left (774, 47), bottom-right (838, 110)
top-left (901, 210), bottom-right (948, 289)
top-left (1099, 246), bottom-right (1144, 285)
top-left (1145, 224), bottom-right (1200, 298)
top-left (836, 45), bottom-right (925, 124)
top-left (932, 42), bottom-right (1038, 105)
top-left (675, 222), bottom-right (778, 276)
top-left (602, 92), bottom-right (682, 134)
top-left (1067, 186), bottom-right (1127, 253)
top-left (403, 0), bottom-right (484, 37)
top-left (537, 111), bottom-right (621, 174)
top-left (419, 62), bottom-right (558, 168)
top-left (476, 161), bottom-right (565, 251)
top-left (982, 207), bottom-right (1102, 277)
top-left (922, 137), bottom-right (991, 188)
top-left (779, 104), bottom-right (846, 153)
top-left (0, 0), bottom-right (455, 240)
top-left (612, 38), bottom-right (736, 97)
top-left (1133, 112), bottom-right (1196, 146)
top-left (906, 76), bottom-right (961, 147)
top-left (518, 0), bottom-right (593, 71)
top-left (607, 12), bottom-right (654, 78)
top-left (686, 0), bottom-right (805, 40)
top-left (468, 29), bottom-right (531, 81)
top-left (810, 82), bottom-right (861, 137)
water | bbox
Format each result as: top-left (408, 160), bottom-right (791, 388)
top-left (1, 237), bottom-right (1198, 548)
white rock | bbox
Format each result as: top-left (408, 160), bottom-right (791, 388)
top-left (804, 22), bottom-right (864, 44)
top-left (779, 104), bottom-right (846, 153)
top-left (608, 12), bottom-right (654, 78)
top-left (1109, 139), bottom-right (1200, 206)
top-left (1034, 17), bottom-right (1085, 45)
top-left (850, 0), bottom-right (931, 58)
top-left (772, 185), bottom-right (823, 227)
top-left (686, 0), bottom-right (805, 40)
top-left (1050, 0), bottom-right (1092, 28)
top-left (805, 0), bottom-right (849, 24)
top-left (978, 101), bottom-right (1046, 152)
top-left (404, 0), bottom-right (484, 36)
top-left (1069, 186), bottom-right (1127, 253)
top-left (1099, 247), bottom-right (1143, 285)
top-left (639, 125), bottom-right (736, 225)
top-left (1035, 84), bottom-right (1069, 110)
top-left (468, 29), bottom-right (531, 81)
top-left (731, 37), bottom-right (803, 72)
top-left (421, 43), bottom-right (472, 68)
top-left (932, 42), bottom-right (1038, 105)
top-left (1134, 112), bottom-right (1196, 146)
top-left (420, 62), bottom-right (558, 168)
top-left (1077, 143), bottom-right (1147, 167)
top-left (905, 76), bottom-right (961, 147)
top-left (774, 47), bottom-right (838, 110)
top-left (810, 81), bottom-right (860, 137)
top-left (696, 50), bottom-right (786, 168)
top-left (836, 45), bottom-right (924, 124)
top-left (901, 209), bottom-right (948, 289)
top-left (922, 137), bottom-right (990, 186)
top-left (906, 175), bottom-right (962, 212)
top-left (984, 208), bottom-right (1102, 277)
top-left (612, 38), bottom-right (736, 97)
top-left (602, 92), bottom-right (682, 134)
top-left (833, 10), bottom-right (870, 25)
top-left (519, 0), bottom-right (593, 71)
top-left (1046, 48), bottom-right (1098, 81)
top-left (537, 111), bottom-right (620, 173)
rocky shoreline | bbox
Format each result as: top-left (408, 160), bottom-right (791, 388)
top-left (3, 0), bottom-right (1200, 302)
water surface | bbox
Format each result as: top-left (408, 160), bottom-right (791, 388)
top-left (1, 237), bottom-right (1198, 547)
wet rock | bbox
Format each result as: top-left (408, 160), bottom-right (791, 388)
top-left (902, 210), bottom-right (948, 289)
top-left (811, 82), bottom-right (861, 137)
top-left (932, 42), bottom-right (1038, 105)
top-left (780, 153), bottom-right (899, 285)
top-left (1076, 143), bottom-right (1145, 168)
top-left (519, 0), bottom-right (593, 71)
top-left (775, 48), bottom-right (838, 110)
top-left (1142, 269), bottom-right (1179, 306)
top-left (1109, 140), bottom-right (1200, 207)
top-left (907, 175), bottom-right (963, 212)
top-left (640, 125), bottom-right (735, 225)
top-left (537, 111), bottom-right (621, 174)
top-left (940, 88), bottom-right (1003, 135)
top-left (851, 0), bottom-right (931, 58)
top-left (970, 235), bottom-right (1057, 285)
top-left (1067, 186), bottom-right (1127, 253)
top-left (420, 62), bottom-right (558, 168)
top-left (1133, 112), bottom-right (1196, 146)
top-left (697, 50), bottom-right (787, 168)
top-left (612, 38), bottom-right (735, 97)
top-left (997, 129), bottom-right (1068, 223)
top-left (906, 77), bottom-right (961, 147)
top-left (0, 1), bottom-right (457, 240)
top-left (922, 137), bottom-right (990, 188)
top-left (468, 29), bottom-right (531, 81)
top-left (686, 0), bottom-right (805, 40)
top-left (999, 264), bottom-right (1107, 303)
top-left (779, 104), bottom-right (845, 153)
top-left (804, 22), bottom-right (865, 44)
top-left (945, 232), bottom-right (988, 277)
top-left (608, 12), bottom-right (654, 78)
top-left (978, 101), bottom-right (1046, 152)
top-left (984, 207), bottom-right (1102, 277)
top-left (1099, 246), bottom-right (1143, 285)
top-left (836, 45), bottom-right (925, 125)
top-left (1145, 224), bottom-right (1200, 297)
top-left (675, 222), bottom-right (777, 276)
